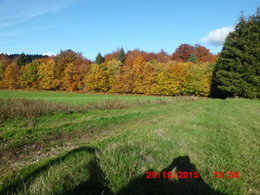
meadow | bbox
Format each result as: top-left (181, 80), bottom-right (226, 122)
top-left (0, 90), bottom-right (259, 195)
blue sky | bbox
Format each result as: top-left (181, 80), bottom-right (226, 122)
top-left (0, 0), bottom-right (259, 60)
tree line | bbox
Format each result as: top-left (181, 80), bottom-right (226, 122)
top-left (0, 9), bottom-right (259, 98)
top-left (0, 45), bottom-right (217, 96)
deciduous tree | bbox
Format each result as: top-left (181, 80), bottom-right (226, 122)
top-left (4, 63), bottom-right (20, 89)
top-left (0, 54), bottom-right (11, 88)
top-left (38, 58), bottom-right (60, 90)
top-left (184, 63), bottom-right (215, 96)
top-left (105, 59), bottom-right (122, 92)
top-left (85, 63), bottom-right (109, 92)
top-left (172, 44), bottom-right (194, 62)
top-left (19, 60), bottom-right (40, 88)
top-left (62, 54), bottom-right (91, 91)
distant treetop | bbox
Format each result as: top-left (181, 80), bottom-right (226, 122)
top-left (95, 52), bottom-right (105, 64)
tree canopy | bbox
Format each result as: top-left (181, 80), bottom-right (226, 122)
top-left (0, 44), bottom-right (219, 97)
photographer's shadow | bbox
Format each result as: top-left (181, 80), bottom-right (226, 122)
top-left (118, 155), bottom-right (225, 195)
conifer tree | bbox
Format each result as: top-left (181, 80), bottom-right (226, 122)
top-left (212, 9), bottom-right (260, 98)
top-left (16, 53), bottom-right (31, 66)
top-left (117, 48), bottom-right (126, 64)
top-left (95, 52), bottom-right (105, 64)
top-left (188, 53), bottom-right (197, 63)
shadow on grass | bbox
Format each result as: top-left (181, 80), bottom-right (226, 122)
top-left (2, 152), bottom-right (225, 195)
top-left (1, 146), bottom-right (111, 195)
top-left (117, 155), bottom-right (226, 195)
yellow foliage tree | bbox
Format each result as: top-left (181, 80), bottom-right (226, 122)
top-left (105, 59), bottom-right (122, 92)
top-left (85, 63), bottom-right (109, 92)
top-left (38, 59), bottom-right (60, 90)
top-left (184, 63), bottom-right (215, 96)
top-left (170, 61), bottom-right (191, 95)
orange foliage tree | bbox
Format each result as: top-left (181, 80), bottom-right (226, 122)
top-left (172, 44), bottom-right (217, 63)
top-left (172, 44), bottom-right (194, 62)
top-left (0, 54), bottom-right (11, 88)
top-left (115, 64), bottom-right (135, 93)
top-left (62, 54), bottom-right (91, 91)
top-left (3, 63), bottom-right (20, 89)
top-left (194, 45), bottom-right (217, 63)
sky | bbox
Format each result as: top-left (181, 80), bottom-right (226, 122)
top-left (0, 0), bottom-right (259, 60)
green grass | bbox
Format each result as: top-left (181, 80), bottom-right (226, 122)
top-left (0, 90), bottom-right (174, 105)
top-left (0, 90), bottom-right (259, 195)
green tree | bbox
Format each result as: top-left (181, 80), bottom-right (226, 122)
top-left (212, 9), bottom-right (260, 98)
top-left (16, 53), bottom-right (31, 66)
top-left (95, 52), bottom-right (105, 64)
top-left (117, 48), bottom-right (126, 64)
top-left (188, 53), bottom-right (197, 63)
top-left (19, 60), bottom-right (40, 88)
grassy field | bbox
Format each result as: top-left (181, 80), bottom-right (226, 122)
top-left (0, 90), bottom-right (259, 195)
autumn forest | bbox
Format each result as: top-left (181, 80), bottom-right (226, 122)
top-left (0, 44), bottom-right (218, 97)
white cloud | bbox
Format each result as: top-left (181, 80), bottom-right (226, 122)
top-left (201, 26), bottom-right (235, 46)
top-left (42, 52), bottom-right (56, 56)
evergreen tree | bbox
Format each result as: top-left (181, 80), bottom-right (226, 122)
top-left (16, 53), bottom-right (31, 66)
top-left (117, 48), bottom-right (126, 64)
top-left (212, 9), bottom-right (260, 99)
top-left (188, 53), bottom-right (197, 63)
top-left (95, 52), bottom-right (105, 64)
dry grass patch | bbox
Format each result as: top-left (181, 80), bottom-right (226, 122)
top-left (0, 98), bottom-right (83, 120)
top-left (0, 96), bottom-right (200, 120)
